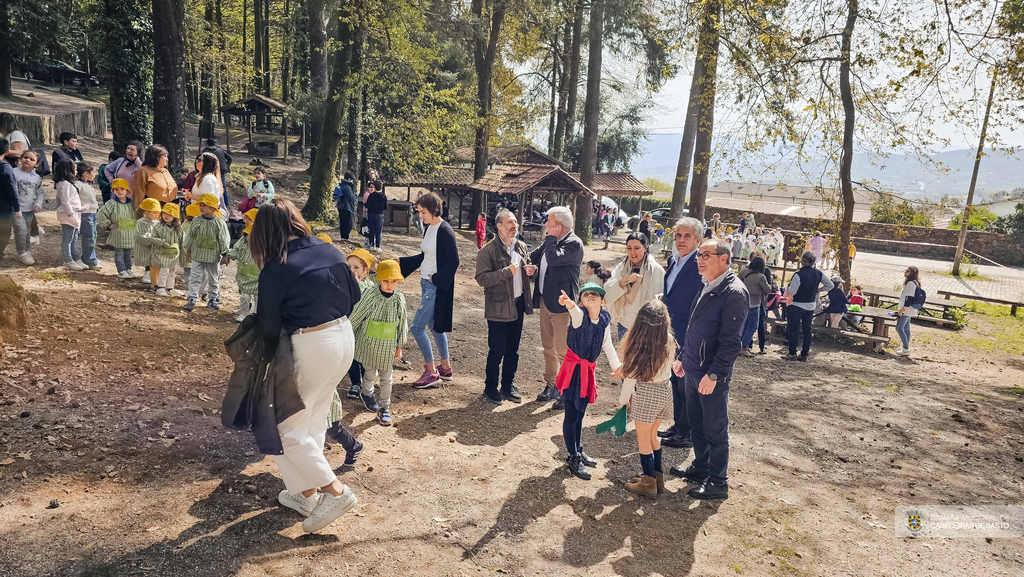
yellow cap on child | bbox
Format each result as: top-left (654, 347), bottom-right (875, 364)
top-left (348, 248), bottom-right (374, 269)
top-left (111, 178), bottom-right (130, 190)
top-left (199, 194), bottom-right (220, 209)
top-left (375, 260), bottom-right (404, 282)
top-left (185, 203), bottom-right (201, 218)
top-left (161, 203), bottom-right (180, 220)
top-left (139, 198), bottom-right (162, 212)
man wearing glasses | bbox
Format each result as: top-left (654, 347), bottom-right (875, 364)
top-left (671, 238), bottom-right (748, 500)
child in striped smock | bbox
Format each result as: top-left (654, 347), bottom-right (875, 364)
top-left (344, 248), bottom-right (376, 399)
top-left (96, 179), bottom-right (136, 278)
top-left (134, 198), bottom-right (163, 285)
top-left (347, 259), bottom-right (407, 426)
top-left (138, 202), bottom-right (184, 296)
top-left (223, 208), bottom-right (259, 322)
top-left (182, 194), bottom-right (230, 311)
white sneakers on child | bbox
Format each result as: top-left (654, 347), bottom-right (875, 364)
top-left (278, 490), bottom-right (321, 517)
top-left (142, 271), bottom-right (151, 284)
top-left (74, 260), bottom-right (88, 270)
top-left (17, 253), bottom-right (34, 265)
top-left (117, 270), bottom-right (132, 279)
top-left (155, 288), bottom-right (169, 297)
top-left (65, 261), bottom-right (86, 271)
top-left (302, 486), bottom-right (358, 533)
top-left (29, 236), bottom-right (40, 245)
top-left (170, 289), bottom-right (184, 297)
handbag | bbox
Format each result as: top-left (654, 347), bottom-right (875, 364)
top-left (33, 149), bottom-right (51, 177)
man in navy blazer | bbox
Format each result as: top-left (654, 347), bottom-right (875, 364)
top-left (659, 217), bottom-right (706, 451)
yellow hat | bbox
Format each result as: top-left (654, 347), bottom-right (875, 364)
top-left (375, 259), bottom-right (404, 282)
top-left (139, 198), bottom-right (161, 212)
top-left (185, 203), bottom-right (201, 218)
top-left (316, 233), bottom-right (333, 244)
top-left (726, 226), bottom-right (733, 234)
top-left (199, 193), bottom-right (220, 209)
top-left (348, 248), bottom-right (374, 269)
top-left (111, 178), bottom-right (130, 190)
top-left (161, 202), bottom-right (180, 220)
top-left (244, 208), bottom-right (258, 222)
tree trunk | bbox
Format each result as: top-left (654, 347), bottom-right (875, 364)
top-left (576, 0), bottom-right (604, 244)
top-left (471, 0), bottom-right (508, 221)
top-left (281, 0), bottom-right (291, 102)
top-left (669, 57), bottom-right (703, 220)
top-left (242, 0), bottom-right (247, 75)
top-left (262, 0), bottom-right (271, 94)
top-left (952, 69), bottom-right (997, 275)
top-left (562, 0), bottom-right (584, 157)
top-left (303, 0), bottom-right (356, 221)
top-left (200, 1), bottom-right (215, 121)
top-left (98, 0), bottom-right (153, 149)
top-left (687, 1), bottom-right (721, 223)
top-left (307, 0), bottom-right (330, 146)
top-left (253, 0), bottom-right (263, 93)
top-left (547, 36), bottom-right (558, 155)
top-left (0, 0), bottom-right (12, 98)
top-left (152, 0), bottom-right (187, 171)
top-left (346, 11), bottom-right (365, 174)
top-left (837, 0), bottom-right (858, 283)
top-left (551, 21), bottom-right (571, 160)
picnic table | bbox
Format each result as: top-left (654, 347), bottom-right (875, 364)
top-left (861, 288), bottom-right (966, 326)
top-left (766, 304), bottom-right (894, 353)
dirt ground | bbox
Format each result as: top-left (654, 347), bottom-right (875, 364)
top-left (1, 140), bottom-right (1024, 577)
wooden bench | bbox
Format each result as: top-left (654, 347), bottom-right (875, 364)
top-left (602, 238), bottom-right (627, 250)
top-left (937, 290), bottom-right (1022, 316)
top-left (765, 317), bottom-right (891, 351)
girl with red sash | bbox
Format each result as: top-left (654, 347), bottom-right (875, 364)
top-left (555, 281), bottom-right (621, 480)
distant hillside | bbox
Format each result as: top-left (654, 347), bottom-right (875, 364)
top-left (629, 134), bottom-right (1024, 202)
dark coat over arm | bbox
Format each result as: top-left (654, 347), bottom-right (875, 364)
top-left (399, 219), bottom-right (460, 333)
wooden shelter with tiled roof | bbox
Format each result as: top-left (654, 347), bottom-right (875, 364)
top-left (471, 164), bottom-right (591, 230)
top-left (568, 172), bottom-right (655, 197)
top-left (453, 144), bottom-right (564, 168)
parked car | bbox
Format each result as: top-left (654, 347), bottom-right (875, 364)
top-left (19, 60), bottom-right (99, 87)
top-left (627, 207), bottom-right (685, 230)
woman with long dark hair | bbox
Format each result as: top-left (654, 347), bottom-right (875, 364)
top-left (249, 198), bottom-right (362, 533)
top-left (895, 266), bottom-right (920, 356)
top-left (190, 152), bottom-right (222, 201)
top-left (132, 144), bottom-right (177, 210)
top-left (738, 256), bottom-right (772, 356)
top-left (604, 232), bottom-right (666, 340)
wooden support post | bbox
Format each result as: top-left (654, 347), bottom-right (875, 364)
top-left (406, 186), bottom-right (411, 202)
top-left (458, 192), bottom-right (464, 229)
top-left (517, 190), bottom-right (526, 230)
top-left (282, 113), bottom-right (288, 164)
top-left (225, 120), bottom-right (231, 153)
top-left (301, 122), bottom-right (306, 159)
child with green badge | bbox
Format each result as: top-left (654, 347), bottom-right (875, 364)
top-left (347, 259), bottom-right (408, 426)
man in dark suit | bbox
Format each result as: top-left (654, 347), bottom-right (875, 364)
top-left (530, 206), bottom-right (583, 407)
top-left (659, 218), bottom-right (706, 452)
top-left (672, 238), bottom-right (749, 500)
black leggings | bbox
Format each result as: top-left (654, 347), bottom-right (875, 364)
top-left (348, 360), bottom-right (364, 389)
top-left (757, 304), bottom-right (767, 350)
top-left (563, 398), bottom-right (587, 456)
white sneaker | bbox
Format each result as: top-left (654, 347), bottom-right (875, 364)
top-left (29, 236), bottom-right (40, 245)
top-left (235, 311), bottom-right (248, 322)
top-left (117, 270), bottom-right (131, 279)
top-left (65, 261), bottom-right (85, 271)
top-left (278, 490), bottom-right (321, 517)
top-left (302, 486), bottom-right (358, 533)
top-left (893, 347), bottom-right (905, 355)
top-left (17, 253), bottom-right (34, 265)
top-left (170, 289), bottom-right (185, 297)
top-left (126, 270), bottom-right (137, 278)
top-left (898, 348), bottom-right (910, 356)
top-left (155, 288), bottom-right (169, 297)
top-left (88, 263), bottom-right (102, 270)
top-left (74, 260), bottom-right (87, 269)
top-left (142, 271), bottom-right (151, 284)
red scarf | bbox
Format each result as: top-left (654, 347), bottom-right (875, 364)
top-left (555, 349), bottom-right (598, 404)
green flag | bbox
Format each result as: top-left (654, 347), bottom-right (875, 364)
top-left (595, 406), bottom-right (628, 437)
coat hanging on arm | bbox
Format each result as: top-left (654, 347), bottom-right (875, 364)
top-left (399, 219), bottom-right (460, 333)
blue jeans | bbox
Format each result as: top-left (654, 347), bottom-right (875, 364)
top-left (79, 213), bottom-right (98, 266)
top-left (114, 248), bottom-right (134, 273)
top-left (221, 174), bottom-right (230, 210)
top-left (895, 315), bottom-right (911, 349)
top-left (411, 277), bottom-right (449, 363)
top-left (740, 305), bottom-right (760, 349)
top-left (60, 224), bottom-right (81, 264)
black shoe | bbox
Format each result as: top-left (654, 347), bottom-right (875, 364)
top-left (500, 385), bottom-right (523, 403)
top-left (657, 427), bottom-right (677, 439)
top-left (783, 353), bottom-right (798, 361)
top-left (347, 384), bottom-right (361, 400)
top-left (579, 452), bottom-right (597, 467)
top-left (688, 479), bottom-right (729, 500)
top-left (662, 435), bottom-right (694, 449)
top-left (551, 397), bottom-right (565, 411)
top-left (483, 390), bottom-right (503, 405)
top-left (669, 464), bottom-right (709, 483)
top-left (536, 385), bottom-right (554, 402)
top-left (797, 354), bottom-right (808, 362)
top-left (565, 455), bottom-right (591, 480)
top-left (345, 440), bottom-right (363, 465)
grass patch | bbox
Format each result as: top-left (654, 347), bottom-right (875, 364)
top-left (858, 380), bottom-right (871, 387)
top-left (937, 270), bottom-right (992, 282)
top-left (39, 272), bottom-right (71, 283)
top-left (884, 385), bottom-right (900, 393)
top-left (965, 301), bottom-right (1021, 318)
top-left (1007, 387), bottom-right (1024, 395)
top-left (729, 562), bottom-right (744, 574)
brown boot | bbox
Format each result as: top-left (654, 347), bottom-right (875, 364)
top-left (629, 472), bottom-right (666, 494)
top-left (625, 475), bottom-right (658, 498)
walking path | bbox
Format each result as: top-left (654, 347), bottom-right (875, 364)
top-left (848, 251), bottom-right (1024, 302)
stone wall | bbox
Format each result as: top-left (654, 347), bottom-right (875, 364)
top-left (706, 205), bottom-right (1024, 266)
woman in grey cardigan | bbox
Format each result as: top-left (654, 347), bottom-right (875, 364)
top-left (739, 256), bottom-right (772, 356)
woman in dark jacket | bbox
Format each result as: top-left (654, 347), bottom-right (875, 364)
top-left (399, 191), bottom-right (459, 389)
top-left (249, 198), bottom-right (361, 534)
top-left (364, 179), bottom-right (387, 250)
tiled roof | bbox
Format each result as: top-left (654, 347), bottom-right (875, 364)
top-left (453, 144), bottom-right (563, 167)
top-left (396, 166), bottom-right (475, 188)
top-left (569, 172), bottom-right (655, 196)
top-left (471, 164), bottom-right (591, 196)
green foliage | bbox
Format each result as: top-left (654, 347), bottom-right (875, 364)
top-left (949, 206), bottom-right (999, 231)
top-left (93, 0), bottom-right (153, 148)
top-left (642, 177), bottom-right (672, 192)
top-left (989, 202), bottom-right (1024, 240)
top-left (951, 255), bottom-right (981, 279)
top-left (943, 306), bottom-right (968, 331)
top-left (869, 196), bottom-right (933, 228)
